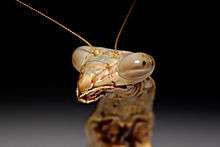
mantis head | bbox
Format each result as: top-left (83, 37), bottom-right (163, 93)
top-left (72, 46), bottom-right (155, 103)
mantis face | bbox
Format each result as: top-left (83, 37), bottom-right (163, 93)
top-left (16, 0), bottom-right (155, 104)
top-left (72, 46), bottom-right (155, 103)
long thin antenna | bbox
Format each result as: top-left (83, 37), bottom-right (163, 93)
top-left (114, 0), bottom-right (137, 50)
top-left (16, 0), bottom-right (99, 55)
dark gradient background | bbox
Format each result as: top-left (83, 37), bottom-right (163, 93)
top-left (2, 0), bottom-right (220, 146)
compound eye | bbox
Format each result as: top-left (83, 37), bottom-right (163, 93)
top-left (118, 53), bottom-right (155, 80)
top-left (72, 46), bottom-right (92, 71)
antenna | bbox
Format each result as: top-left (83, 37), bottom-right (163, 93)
top-left (114, 0), bottom-right (137, 50)
top-left (16, 0), bottom-right (99, 55)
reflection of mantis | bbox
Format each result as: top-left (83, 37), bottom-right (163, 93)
top-left (16, 0), bottom-right (156, 146)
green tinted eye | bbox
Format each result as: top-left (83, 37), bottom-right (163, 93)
top-left (118, 53), bottom-right (155, 80)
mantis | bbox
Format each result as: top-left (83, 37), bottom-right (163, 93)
top-left (16, 0), bottom-right (156, 146)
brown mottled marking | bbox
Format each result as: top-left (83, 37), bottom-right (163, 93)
top-left (86, 77), bottom-right (155, 147)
